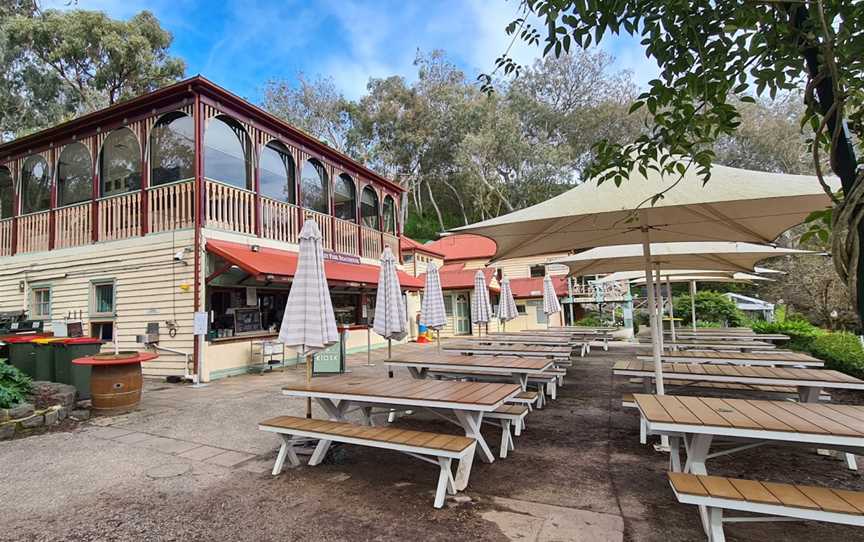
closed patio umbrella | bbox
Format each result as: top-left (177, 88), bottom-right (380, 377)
top-left (454, 159), bottom-right (836, 398)
top-left (497, 277), bottom-right (518, 332)
top-left (420, 262), bottom-right (447, 351)
top-left (279, 219), bottom-right (339, 418)
top-left (374, 246), bottom-right (407, 367)
top-left (471, 270), bottom-right (493, 336)
top-left (542, 275), bottom-right (562, 327)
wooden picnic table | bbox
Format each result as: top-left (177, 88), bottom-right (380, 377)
top-left (632, 393), bottom-right (864, 474)
top-left (282, 375), bottom-right (521, 490)
top-left (385, 351), bottom-right (554, 390)
top-left (671, 332), bottom-right (790, 343)
top-left (443, 341), bottom-right (572, 360)
top-left (645, 340), bottom-right (777, 353)
top-left (614, 360), bottom-right (864, 402)
top-left (637, 350), bottom-right (824, 368)
top-left (464, 334), bottom-right (573, 347)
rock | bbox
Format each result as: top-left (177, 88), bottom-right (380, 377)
top-left (57, 407), bottom-right (68, 421)
top-left (30, 382), bottom-right (77, 409)
top-left (0, 409), bottom-right (9, 423)
top-left (44, 409), bottom-right (59, 425)
top-left (70, 409), bottom-right (90, 421)
top-left (76, 399), bottom-right (92, 409)
top-left (0, 423), bottom-right (14, 440)
top-left (52, 390), bottom-right (77, 408)
top-left (21, 414), bottom-right (44, 428)
top-left (8, 402), bottom-right (34, 420)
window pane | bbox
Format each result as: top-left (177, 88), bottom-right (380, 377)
top-left (151, 114), bottom-right (194, 186)
top-left (360, 186), bottom-right (379, 229)
top-left (334, 174), bottom-right (355, 221)
top-left (21, 155), bottom-right (50, 214)
top-left (259, 142), bottom-right (295, 203)
top-left (300, 159), bottom-right (328, 213)
top-left (58, 143), bottom-right (92, 206)
top-left (33, 289), bottom-right (50, 317)
top-left (383, 195), bottom-right (396, 234)
top-left (0, 166), bottom-right (13, 219)
top-left (204, 117), bottom-right (250, 189)
top-left (530, 265), bottom-right (545, 278)
top-left (94, 283), bottom-right (114, 313)
top-left (100, 128), bottom-right (141, 197)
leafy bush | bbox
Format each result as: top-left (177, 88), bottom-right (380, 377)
top-left (809, 332), bottom-right (864, 379)
top-left (673, 291), bottom-right (745, 327)
top-left (695, 320), bottom-right (721, 328)
top-left (0, 362), bottom-right (32, 409)
top-left (751, 319), bottom-right (824, 351)
top-left (574, 313), bottom-right (603, 326)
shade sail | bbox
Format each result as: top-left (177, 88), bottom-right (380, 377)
top-left (629, 272), bottom-right (773, 285)
top-left (373, 246), bottom-right (408, 341)
top-left (453, 161), bottom-right (837, 261)
top-left (553, 242), bottom-right (811, 276)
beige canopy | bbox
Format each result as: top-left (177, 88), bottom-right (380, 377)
top-left (629, 272), bottom-right (772, 285)
top-left (594, 269), bottom-right (773, 284)
top-left (553, 242), bottom-right (811, 276)
top-left (453, 162), bottom-right (836, 261)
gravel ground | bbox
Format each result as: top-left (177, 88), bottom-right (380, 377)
top-left (2, 344), bottom-right (864, 541)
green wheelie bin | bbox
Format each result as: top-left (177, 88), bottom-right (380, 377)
top-left (54, 338), bottom-right (102, 400)
top-left (31, 337), bottom-right (66, 382)
top-left (6, 336), bottom-right (42, 379)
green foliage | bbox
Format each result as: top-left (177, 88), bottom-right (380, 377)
top-left (574, 313), bottom-right (603, 326)
top-left (752, 319), bottom-right (825, 350)
top-left (0, 362), bottom-right (32, 409)
top-left (809, 332), bottom-right (864, 379)
top-left (695, 320), bottom-right (721, 328)
top-left (673, 291), bottom-right (745, 327)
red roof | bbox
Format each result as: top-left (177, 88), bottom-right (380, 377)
top-left (425, 234), bottom-right (497, 262)
top-left (509, 276), bottom-right (568, 299)
top-left (399, 236), bottom-right (446, 258)
top-left (436, 264), bottom-right (499, 291)
top-left (207, 240), bottom-right (424, 289)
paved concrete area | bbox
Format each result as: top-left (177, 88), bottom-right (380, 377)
top-left (2, 339), bottom-right (864, 541)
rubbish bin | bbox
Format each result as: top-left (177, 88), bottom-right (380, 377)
top-left (32, 337), bottom-right (67, 382)
top-left (54, 338), bottom-right (102, 400)
top-left (6, 336), bottom-right (42, 379)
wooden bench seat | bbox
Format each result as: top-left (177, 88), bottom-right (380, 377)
top-left (509, 390), bottom-right (542, 410)
top-left (669, 472), bottom-right (864, 541)
top-left (483, 404), bottom-right (530, 458)
top-left (259, 415), bottom-right (476, 508)
top-left (627, 378), bottom-right (831, 400)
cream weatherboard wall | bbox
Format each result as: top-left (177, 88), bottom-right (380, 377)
top-left (462, 254), bottom-right (569, 279)
top-left (0, 231), bottom-right (196, 377)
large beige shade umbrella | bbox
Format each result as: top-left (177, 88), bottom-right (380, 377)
top-left (453, 160), bottom-right (835, 397)
top-left (553, 242), bottom-right (811, 276)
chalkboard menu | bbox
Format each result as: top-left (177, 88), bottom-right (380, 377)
top-left (233, 308), bottom-right (262, 334)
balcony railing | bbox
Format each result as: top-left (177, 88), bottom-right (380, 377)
top-left (4, 179), bottom-right (401, 262)
top-left (18, 211), bottom-right (50, 253)
top-left (55, 202), bottom-right (92, 249)
top-left (0, 218), bottom-right (12, 256)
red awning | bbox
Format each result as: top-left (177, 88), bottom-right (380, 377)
top-left (206, 239), bottom-right (424, 289)
top-left (508, 276), bottom-right (568, 299)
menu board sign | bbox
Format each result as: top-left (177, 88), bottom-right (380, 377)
top-left (233, 308), bottom-right (262, 334)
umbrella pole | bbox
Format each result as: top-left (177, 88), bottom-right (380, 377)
top-left (640, 227), bottom-right (665, 395)
top-left (655, 267), bottom-right (665, 353)
top-left (690, 280), bottom-right (697, 331)
top-left (666, 275), bottom-right (677, 343)
top-left (436, 329), bottom-right (441, 353)
top-left (305, 350), bottom-right (313, 419)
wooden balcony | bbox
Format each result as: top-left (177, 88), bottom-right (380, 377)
top-left (5, 179), bottom-right (401, 262)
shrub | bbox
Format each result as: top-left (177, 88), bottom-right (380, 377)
top-left (809, 332), bottom-right (864, 379)
top-left (751, 319), bottom-right (824, 351)
top-left (0, 362), bottom-right (32, 409)
top-left (673, 291), bottom-right (745, 327)
top-left (574, 313), bottom-right (603, 326)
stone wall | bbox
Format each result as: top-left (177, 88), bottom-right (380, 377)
top-left (0, 381), bottom-right (90, 440)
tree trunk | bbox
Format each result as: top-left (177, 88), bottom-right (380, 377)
top-left (441, 178), bottom-right (469, 224)
top-left (426, 181), bottom-right (445, 232)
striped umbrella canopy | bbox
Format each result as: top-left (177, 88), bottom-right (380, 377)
top-left (278, 219), bottom-right (339, 352)
top-left (374, 246), bottom-right (407, 343)
top-left (497, 277), bottom-right (519, 323)
top-left (471, 270), bottom-right (493, 325)
top-left (542, 275), bottom-right (562, 317)
top-left (420, 262), bottom-right (447, 330)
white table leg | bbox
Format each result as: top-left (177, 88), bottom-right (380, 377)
top-left (603, 338), bottom-right (609, 351)
top-left (309, 398), bottom-right (350, 466)
top-left (453, 409), bottom-right (493, 491)
top-left (668, 435), bottom-right (682, 471)
top-left (683, 433), bottom-right (713, 475)
top-left (512, 373), bottom-right (527, 391)
top-left (798, 385), bottom-right (821, 404)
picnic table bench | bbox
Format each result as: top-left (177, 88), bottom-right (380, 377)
top-left (385, 351), bottom-right (554, 391)
top-left (259, 416), bottom-right (475, 508)
top-left (443, 341), bottom-right (575, 359)
top-left (282, 376), bottom-right (520, 491)
top-left (614, 360), bottom-right (864, 402)
top-left (651, 340), bottom-right (777, 353)
top-left (637, 350), bottom-right (824, 368)
top-left (671, 332), bottom-right (790, 343)
top-left (669, 472), bottom-right (864, 541)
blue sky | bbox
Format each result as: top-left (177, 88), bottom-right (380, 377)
top-left (47, 0), bottom-right (659, 103)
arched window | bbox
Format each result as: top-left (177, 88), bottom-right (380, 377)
top-left (333, 174), bottom-right (356, 221)
top-left (150, 112), bottom-right (194, 186)
top-left (204, 115), bottom-right (251, 189)
top-left (360, 185), bottom-right (379, 229)
top-left (99, 127), bottom-right (141, 197)
top-left (21, 155), bottom-right (50, 214)
top-left (57, 142), bottom-right (92, 206)
top-left (383, 195), bottom-right (397, 234)
top-left (259, 141), bottom-right (295, 203)
top-left (300, 159), bottom-right (328, 213)
top-left (0, 166), bottom-right (13, 219)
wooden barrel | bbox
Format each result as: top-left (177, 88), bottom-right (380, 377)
top-left (90, 362), bottom-right (142, 411)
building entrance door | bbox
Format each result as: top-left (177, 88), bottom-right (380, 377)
top-left (454, 294), bottom-right (471, 335)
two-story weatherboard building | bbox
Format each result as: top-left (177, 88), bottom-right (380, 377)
top-left (0, 76), bottom-right (424, 381)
